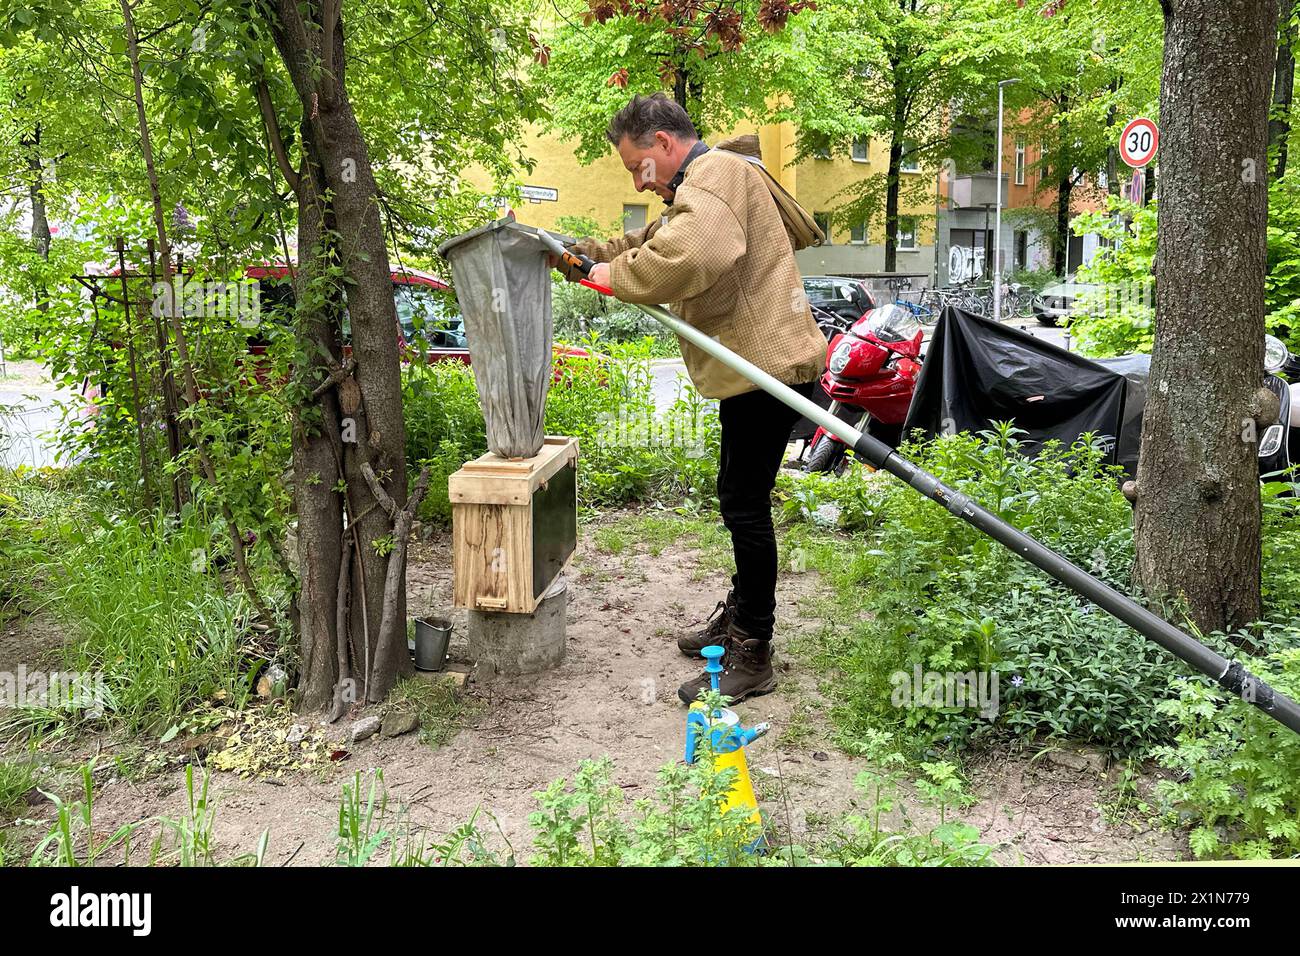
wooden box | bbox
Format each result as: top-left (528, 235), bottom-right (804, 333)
top-left (449, 435), bottom-right (579, 614)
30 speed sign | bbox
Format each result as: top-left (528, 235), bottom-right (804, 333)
top-left (1119, 117), bottom-right (1159, 168)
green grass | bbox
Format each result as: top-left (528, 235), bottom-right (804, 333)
top-left (0, 759), bottom-right (38, 826)
top-left (599, 511), bottom-right (732, 568)
top-left (2, 472), bottom-right (269, 733)
top-left (386, 676), bottom-right (477, 750)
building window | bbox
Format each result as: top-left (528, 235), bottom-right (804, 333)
top-left (1039, 142), bottom-right (1049, 182)
top-left (1014, 138), bottom-right (1026, 185)
top-left (897, 216), bottom-right (918, 250)
top-left (1014, 230), bottom-right (1028, 270)
top-left (814, 212), bottom-right (833, 244)
top-left (851, 136), bottom-right (870, 162)
top-left (900, 141), bottom-right (920, 173)
top-left (623, 204), bottom-right (648, 231)
top-left (850, 219), bottom-right (869, 244)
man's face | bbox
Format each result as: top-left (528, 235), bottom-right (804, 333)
top-left (616, 131), bottom-right (685, 203)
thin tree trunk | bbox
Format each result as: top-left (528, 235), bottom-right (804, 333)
top-left (115, 238), bottom-right (153, 511)
top-left (1271, 0), bottom-right (1296, 179)
top-left (1135, 0), bottom-right (1277, 633)
top-left (24, 131), bottom-right (51, 315)
top-left (1054, 176), bottom-right (1072, 275)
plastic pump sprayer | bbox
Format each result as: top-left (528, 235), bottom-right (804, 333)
top-left (684, 645), bottom-right (770, 847)
top-left (527, 223), bottom-right (1300, 739)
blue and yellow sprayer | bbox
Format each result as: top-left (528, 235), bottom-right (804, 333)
top-left (684, 645), bottom-right (770, 850)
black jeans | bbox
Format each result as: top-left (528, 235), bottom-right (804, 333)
top-left (717, 381), bottom-right (816, 641)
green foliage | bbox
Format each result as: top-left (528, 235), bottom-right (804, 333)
top-left (1261, 478), bottom-right (1300, 620)
top-left (0, 470), bottom-right (275, 733)
top-left (1152, 645), bottom-right (1300, 860)
top-left (1266, 169), bottom-right (1300, 349)
top-left (26, 759), bottom-right (265, 866)
top-left (828, 731), bottom-right (996, 866)
top-left (540, 0), bottom-right (816, 159)
top-left (337, 768), bottom-right (393, 867)
top-left (786, 425), bottom-right (1187, 753)
top-left (551, 278), bottom-right (677, 353)
top-left (529, 755), bottom-right (764, 867)
top-left (403, 340), bottom-right (719, 522)
top-left (1070, 197), bottom-right (1156, 357)
top-left (385, 675), bottom-right (474, 750)
top-left (1006, 265), bottom-right (1058, 293)
top-left (29, 762), bottom-right (138, 867)
top-left (51, 510), bottom-right (270, 731)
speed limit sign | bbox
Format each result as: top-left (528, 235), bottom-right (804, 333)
top-left (1120, 117), bottom-right (1159, 168)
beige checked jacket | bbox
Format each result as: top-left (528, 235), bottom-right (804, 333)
top-left (570, 148), bottom-right (827, 400)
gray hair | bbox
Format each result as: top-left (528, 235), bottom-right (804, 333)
top-left (605, 93), bottom-right (699, 147)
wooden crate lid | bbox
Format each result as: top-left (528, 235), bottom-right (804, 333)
top-left (449, 435), bottom-right (578, 506)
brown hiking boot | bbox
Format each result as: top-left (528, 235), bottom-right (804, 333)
top-left (676, 624), bottom-right (777, 705)
top-left (676, 590), bottom-right (736, 657)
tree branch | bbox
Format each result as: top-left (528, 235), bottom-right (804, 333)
top-left (255, 75), bottom-right (300, 193)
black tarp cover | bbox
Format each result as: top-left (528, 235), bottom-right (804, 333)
top-left (903, 307), bottom-right (1135, 471)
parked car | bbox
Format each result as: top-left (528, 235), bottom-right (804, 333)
top-left (1032, 277), bottom-right (1101, 327)
top-left (802, 275), bottom-right (876, 324)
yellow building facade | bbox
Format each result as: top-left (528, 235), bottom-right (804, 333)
top-left (468, 119), bottom-right (938, 282)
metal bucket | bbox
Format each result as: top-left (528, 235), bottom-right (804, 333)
top-left (413, 617), bottom-right (452, 672)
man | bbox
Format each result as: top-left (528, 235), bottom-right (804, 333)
top-left (559, 93), bottom-right (827, 704)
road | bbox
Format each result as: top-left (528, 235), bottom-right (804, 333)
top-left (0, 360), bottom-right (76, 469)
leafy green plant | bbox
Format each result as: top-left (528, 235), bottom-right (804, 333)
top-left (1069, 197), bottom-right (1156, 357)
top-left (29, 761), bottom-right (139, 867)
top-left (528, 754), bottom-right (765, 867)
top-left (831, 731), bottom-right (996, 866)
top-left (51, 511), bottom-right (266, 730)
top-left (1267, 169), bottom-right (1300, 349)
top-left (337, 769), bottom-right (392, 867)
top-left (785, 425), bottom-right (1188, 753)
top-left (149, 763), bottom-right (268, 867)
top-left (1152, 646), bottom-right (1300, 860)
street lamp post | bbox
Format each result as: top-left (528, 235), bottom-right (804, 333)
top-left (993, 78), bottom-right (1020, 323)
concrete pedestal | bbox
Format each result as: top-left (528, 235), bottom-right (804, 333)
top-left (467, 574), bottom-right (567, 677)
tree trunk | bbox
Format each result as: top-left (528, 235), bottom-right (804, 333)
top-left (267, 0), bottom-right (412, 708)
top-left (22, 127), bottom-right (51, 314)
top-left (884, 84), bottom-right (906, 274)
top-left (1135, 0), bottom-right (1277, 633)
top-left (1270, 0), bottom-right (1295, 179)
top-left (290, 158), bottom-right (347, 713)
top-left (1054, 175), bottom-right (1072, 275)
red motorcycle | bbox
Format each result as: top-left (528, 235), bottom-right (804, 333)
top-left (803, 303), bottom-right (924, 474)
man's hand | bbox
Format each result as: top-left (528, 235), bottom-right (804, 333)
top-left (587, 262), bottom-right (611, 289)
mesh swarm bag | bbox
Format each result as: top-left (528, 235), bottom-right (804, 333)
top-left (437, 213), bottom-right (558, 459)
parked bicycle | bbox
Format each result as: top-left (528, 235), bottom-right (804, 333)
top-left (886, 277), bottom-right (936, 325)
top-left (997, 280), bottom-right (1041, 318)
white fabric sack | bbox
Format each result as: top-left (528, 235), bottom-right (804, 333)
top-left (438, 214), bottom-right (555, 459)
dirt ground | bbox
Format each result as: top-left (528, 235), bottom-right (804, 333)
top-left (1, 510), bottom-right (1184, 866)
